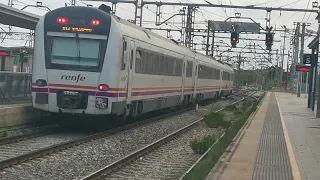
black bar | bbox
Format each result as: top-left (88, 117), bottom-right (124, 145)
top-left (312, 43), bottom-right (319, 111)
top-left (0, 56), bottom-right (5, 71)
top-left (308, 48), bottom-right (316, 108)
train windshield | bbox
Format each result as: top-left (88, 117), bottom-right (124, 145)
top-left (46, 34), bottom-right (107, 72)
top-left (51, 37), bottom-right (100, 67)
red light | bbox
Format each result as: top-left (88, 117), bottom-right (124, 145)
top-left (232, 37), bottom-right (236, 41)
top-left (91, 19), bottom-right (100, 26)
top-left (98, 84), bottom-right (109, 91)
top-left (267, 37), bottom-right (271, 40)
top-left (0, 51), bottom-right (9, 56)
top-left (56, 17), bottom-right (68, 24)
top-left (299, 67), bottom-right (309, 72)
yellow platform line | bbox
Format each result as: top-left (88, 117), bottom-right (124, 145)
top-left (275, 93), bottom-right (301, 180)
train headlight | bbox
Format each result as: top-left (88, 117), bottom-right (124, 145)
top-left (98, 84), bottom-right (109, 91)
top-left (36, 79), bottom-right (47, 87)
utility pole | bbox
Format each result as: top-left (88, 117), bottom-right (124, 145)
top-left (297, 22), bottom-right (306, 97)
top-left (292, 23), bottom-right (300, 94)
top-left (134, 0), bottom-right (143, 26)
top-left (315, 7), bottom-right (320, 118)
top-left (185, 6), bottom-right (196, 48)
top-left (7, 0), bottom-right (14, 33)
top-left (276, 49), bottom-right (279, 87)
top-left (280, 29), bottom-right (288, 86)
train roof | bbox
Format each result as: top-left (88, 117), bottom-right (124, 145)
top-left (112, 14), bottom-right (231, 70)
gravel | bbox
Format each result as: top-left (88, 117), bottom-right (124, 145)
top-left (0, 123), bottom-right (58, 138)
top-left (0, 99), bottom-right (235, 180)
top-left (0, 132), bottom-right (90, 161)
top-left (104, 125), bottom-right (224, 180)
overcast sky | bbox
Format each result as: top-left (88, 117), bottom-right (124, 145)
top-left (0, 0), bottom-right (317, 70)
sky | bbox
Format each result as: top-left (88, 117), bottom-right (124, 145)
top-left (0, 0), bottom-right (317, 70)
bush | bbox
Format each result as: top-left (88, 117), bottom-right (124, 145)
top-left (0, 131), bottom-right (8, 138)
top-left (190, 135), bottom-right (216, 154)
top-left (183, 93), bottom-right (266, 180)
top-left (224, 104), bottom-right (237, 111)
top-left (204, 112), bottom-right (232, 129)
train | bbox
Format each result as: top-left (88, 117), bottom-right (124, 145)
top-left (31, 5), bottom-right (234, 119)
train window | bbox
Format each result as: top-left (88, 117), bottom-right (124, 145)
top-left (121, 41), bottom-right (127, 70)
top-left (222, 71), bottom-right (231, 81)
top-left (159, 55), bottom-right (164, 75)
top-left (175, 59), bottom-right (182, 76)
top-left (148, 53), bottom-right (154, 74)
top-left (168, 58), bottom-right (174, 75)
top-left (142, 51), bottom-right (149, 73)
top-left (153, 54), bottom-right (160, 74)
top-left (198, 65), bottom-right (214, 79)
top-left (213, 68), bottom-right (220, 80)
top-left (165, 57), bottom-right (169, 74)
top-left (135, 49), bottom-right (142, 73)
top-left (186, 61), bottom-right (192, 77)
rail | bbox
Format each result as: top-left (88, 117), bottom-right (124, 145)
top-left (0, 102), bottom-right (202, 170)
top-left (178, 91), bottom-right (265, 180)
top-left (79, 91), bottom-right (257, 180)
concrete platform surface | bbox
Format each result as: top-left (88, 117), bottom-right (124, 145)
top-left (0, 103), bottom-right (42, 127)
top-left (205, 92), bottom-right (320, 180)
top-left (276, 93), bottom-right (320, 180)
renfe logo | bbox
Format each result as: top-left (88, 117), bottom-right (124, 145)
top-left (61, 74), bottom-right (86, 83)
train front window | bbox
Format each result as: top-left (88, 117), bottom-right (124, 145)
top-left (51, 37), bottom-right (101, 67)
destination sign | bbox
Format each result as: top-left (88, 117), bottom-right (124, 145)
top-left (62, 26), bottom-right (93, 33)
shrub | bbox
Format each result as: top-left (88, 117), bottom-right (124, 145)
top-left (204, 112), bottom-right (225, 128)
top-left (190, 135), bottom-right (216, 154)
top-left (0, 131), bottom-right (8, 138)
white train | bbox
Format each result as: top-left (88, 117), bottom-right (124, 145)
top-left (32, 5), bottom-right (234, 118)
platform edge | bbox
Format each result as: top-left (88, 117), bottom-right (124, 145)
top-left (275, 92), bottom-right (301, 180)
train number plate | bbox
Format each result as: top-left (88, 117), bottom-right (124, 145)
top-left (63, 90), bottom-right (80, 96)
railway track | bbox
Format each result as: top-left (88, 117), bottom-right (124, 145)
top-left (0, 122), bottom-right (58, 138)
top-left (0, 132), bottom-right (91, 162)
top-left (0, 90), bottom-right (251, 179)
top-left (79, 91), bottom-right (258, 180)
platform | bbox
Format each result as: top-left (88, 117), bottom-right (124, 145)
top-left (205, 92), bottom-right (320, 180)
top-left (0, 103), bottom-right (42, 127)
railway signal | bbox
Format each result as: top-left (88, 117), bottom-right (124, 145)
top-left (0, 50), bottom-right (11, 56)
top-left (265, 32), bottom-right (273, 50)
top-left (295, 64), bottom-right (311, 72)
top-left (231, 31), bottom-right (238, 48)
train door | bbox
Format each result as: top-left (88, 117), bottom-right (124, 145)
top-left (126, 39), bottom-right (135, 104)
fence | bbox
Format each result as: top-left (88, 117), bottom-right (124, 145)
top-left (0, 72), bottom-right (32, 105)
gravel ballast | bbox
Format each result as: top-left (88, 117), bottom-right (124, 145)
top-left (105, 125), bottom-right (224, 180)
top-left (0, 99), bottom-right (234, 180)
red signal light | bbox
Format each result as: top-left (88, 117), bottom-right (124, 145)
top-left (91, 19), bottom-right (100, 26)
top-left (56, 17), bottom-right (68, 24)
top-left (0, 51), bottom-right (10, 56)
top-left (98, 84), bottom-right (109, 91)
top-left (232, 37), bottom-right (236, 41)
top-left (299, 67), bottom-right (309, 72)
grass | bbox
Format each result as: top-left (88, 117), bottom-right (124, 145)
top-left (183, 92), bottom-right (265, 180)
top-left (190, 135), bottom-right (216, 154)
top-left (0, 131), bottom-right (8, 138)
top-left (203, 112), bottom-right (231, 129)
